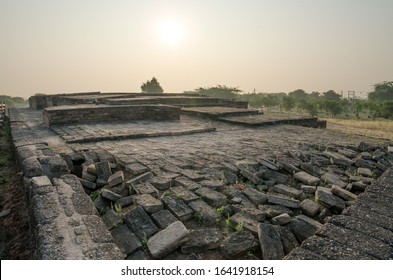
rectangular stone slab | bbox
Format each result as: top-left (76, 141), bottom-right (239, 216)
top-left (124, 206), bottom-right (158, 240)
top-left (161, 195), bottom-right (194, 221)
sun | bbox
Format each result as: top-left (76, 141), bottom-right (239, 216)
top-left (157, 19), bottom-right (186, 47)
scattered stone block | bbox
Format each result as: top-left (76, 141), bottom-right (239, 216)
top-left (258, 223), bottom-right (285, 260)
top-left (102, 209), bottom-right (122, 229)
top-left (221, 170), bottom-right (239, 184)
top-left (125, 163), bottom-right (149, 176)
top-left (357, 167), bottom-right (373, 177)
top-left (195, 187), bottom-right (227, 207)
top-left (116, 196), bottom-right (133, 207)
top-left (271, 184), bottom-right (303, 199)
top-left (285, 219), bottom-right (319, 243)
top-left (301, 185), bottom-right (316, 194)
top-left (22, 157), bottom-right (43, 178)
top-left (132, 183), bottom-right (159, 198)
top-left (349, 175), bottom-right (375, 184)
top-left (277, 226), bottom-right (299, 255)
top-left (297, 214), bottom-right (323, 229)
top-left (133, 194), bottom-right (164, 213)
top-left (82, 170), bottom-right (97, 182)
top-left (240, 168), bottom-right (263, 185)
top-left (331, 185), bottom-right (357, 201)
top-left (300, 199), bottom-right (321, 217)
top-left (267, 193), bottom-right (301, 209)
top-left (39, 155), bottom-right (70, 179)
top-left (315, 189), bottom-right (346, 212)
top-left (188, 199), bottom-right (220, 225)
top-left (111, 225), bottom-right (142, 256)
top-left (124, 206), bottom-right (158, 240)
top-left (173, 176), bottom-right (200, 191)
top-left (258, 158), bottom-right (280, 171)
top-left (94, 196), bottom-right (111, 214)
top-left (150, 176), bottom-right (172, 190)
top-left (147, 221), bottom-right (189, 259)
top-left (101, 189), bottom-right (122, 202)
top-left (230, 205), bottom-right (266, 222)
top-left (258, 204), bottom-right (294, 218)
top-left (126, 172), bottom-right (153, 186)
top-left (321, 172), bottom-right (347, 188)
top-left (271, 213), bottom-right (291, 225)
top-left (161, 195), bottom-right (194, 221)
top-left (229, 213), bottom-right (259, 235)
top-left (151, 209), bottom-right (179, 229)
top-left (221, 231), bottom-right (259, 258)
top-left (78, 178), bottom-right (96, 190)
top-left (95, 161), bottom-right (112, 181)
top-left (200, 180), bottom-right (224, 191)
top-left (229, 192), bottom-right (255, 208)
top-left (169, 186), bottom-right (199, 203)
top-left (87, 163), bottom-right (96, 174)
top-left (242, 188), bottom-right (268, 205)
top-left (108, 171), bottom-right (124, 187)
top-left (294, 171), bottom-right (320, 185)
top-left (181, 228), bottom-right (222, 254)
top-left (180, 169), bottom-right (205, 181)
top-left (261, 170), bottom-right (289, 184)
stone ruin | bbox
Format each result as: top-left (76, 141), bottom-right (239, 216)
top-left (8, 91), bottom-right (393, 259)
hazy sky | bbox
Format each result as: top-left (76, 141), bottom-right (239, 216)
top-left (1, 0), bottom-right (392, 98)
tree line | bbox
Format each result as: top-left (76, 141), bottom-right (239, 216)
top-left (186, 82), bottom-right (393, 119)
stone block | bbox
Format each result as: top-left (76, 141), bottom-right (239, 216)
top-left (194, 187), bottom-right (227, 207)
top-left (72, 192), bottom-right (98, 215)
top-left (229, 213), bottom-right (259, 235)
top-left (315, 189), bottom-right (346, 212)
top-left (181, 228), bottom-right (222, 254)
top-left (78, 178), bottom-right (96, 190)
top-left (169, 186), bottom-right (199, 203)
top-left (173, 176), bottom-right (200, 191)
top-left (294, 171), bottom-right (320, 185)
top-left (357, 167), bottom-right (373, 177)
top-left (321, 172), bottom-right (347, 188)
top-left (188, 199), bottom-right (220, 225)
top-left (300, 199), bottom-right (321, 217)
top-left (116, 196), bottom-right (134, 207)
top-left (132, 183), bottom-right (159, 198)
top-left (221, 231), bottom-right (259, 258)
top-left (270, 184), bottom-right (303, 199)
top-left (277, 226), bottom-right (299, 255)
top-left (331, 185), bottom-right (357, 201)
top-left (39, 155), bottom-right (70, 179)
top-left (108, 171), bottom-right (124, 187)
top-left (102, 209), bottom-right (122, 229)
top-left (125, 163), bottom-right (149, 176)
top-left (101, 189), bottom-right (122, 202)
top-left (242, 188), bottom-right (268, 205)
top-left (126, 172), bottom-right (154, 186)
top-left (258, 204), bottom-right (294, 218)
top-left (301, 185), bottom-right (316, 194)
top-left (267, 193), bottom-right (301, 209)
top-left (285, 218), bottom-right (319, 243)
top-left (258, 223), bottom-right (285, 260)
top-left (230, 205), bottom-right (266, 222)
top-left (82, 215), bottom-right (113, 243)
top-left (124, 206), bottom-right (159, 240)
top-left (221, 170), bottom-right (239, 184)
top-left (180, 169), bottom-right (205, 181)
top-left (147, 221), bottom-right (189, 259)
top-left (95, 161), bottom-right (112, 181)
top-left (22, 157), bottom-right (43, 178)
top-left (151, 209), bottom-right (179, 229)
top-left (133, 194), bottom-right (164, 214)
top-left (161, 195), bottom-right (193, 221)
top-left (150, 176), bottom-right (172, 190)
top-left (111, 225), bottom-right (142, 256)
top-left (271, 213), bottom-right (291, 225)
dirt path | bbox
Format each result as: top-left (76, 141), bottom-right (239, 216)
top-left (0, 117), bottom-right (34, 259)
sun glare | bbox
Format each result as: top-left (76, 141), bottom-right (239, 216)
top-left (157, 19), bottom-right (186, 47)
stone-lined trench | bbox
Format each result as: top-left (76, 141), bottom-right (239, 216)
top-left (66, 136), bottom-right (392, 259)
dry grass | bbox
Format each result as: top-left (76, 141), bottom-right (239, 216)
top-left (323, 118), bottom-right (393, 141)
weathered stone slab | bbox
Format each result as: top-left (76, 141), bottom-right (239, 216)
top-left (260, 169), bottom-right (289, 184)
top-left (229, 191), bottom-right (255, 208)
top-left (149, 176), bottom-right (172, 190)
top-left (173, 176), bottom-right (200, 191)
top-left (331, 185), bottom-right (357, 201)
top-left (349, 175), bottom-right (376, 184)
top-left (181, 228), bottom-right (222, 254)
top-left (39, 155), bottom-right (69, 179)
top-left (169, 186), bottom-right (199, 203)
top-left (180, 169), bottom-right (205, 181)
top-left (242, 188), bottom-right (268, 205)
top-left (161, 195), bottom-right (194, 221)
top-left (22, 157), bottom-right (43, 177)
top-left (285, 218), bottom-right (320, 243)
top-left (357, 167), bottom-right (373, 177)
top-left (221, 231), bottom-right (259, 258)
top-left (222, 162), bottom-right (240, 174)
top-left (124, 206), bottom-right (159, 240)
top-left (195, 187), bottom-right (227, 207)
top-left (133, 194), bottom-right (163, 213)
top-left (321, 172), bottom-right (347, 188)
top-left (258, 204), bottom-right (294, 218)
top-left (78, 178), bottom-right (96, 190)
top-left (315, 189), bottom-right (346, 212)
top-left (200, 179), bottom-right (224, 191)
top-left (300, 185), bottom-right (316, 194)
top-left (108, 171), bottom-right (124, 187)
top-left (32, 193), bottom-right (60, 225)
top-left (294, 171), bottom-right (320, 185)
top-left (125, 163), bottom-right (149, 176)
top-left (240, 168), bottom-right (263, 185)
top-left (284, 247), bottom-right (327, 260)
top-left (132, 183), bottom-right (159, 198)
top-left (111, 225), bottom-right (142, 256)
top-left (297, 214), bottom-right (323, 229)
top-left (102, 209), bottom-right (122, 229)
top-left (267, 193), bottom-right (300, 209)
top-left (258, 223), bottom-right (285, 260)
top-left (101, 189), bottom-right (122, 201)
top-left (95, 161), bottom-right (112, 181)
top-left (82, 170), bottom-right (97, 182)
top-left (126, 172), bottom-right (153, 186)
top-left (83, 215), bottom-right (113, 243)
top-left (230, 205), bottom-right (266, 222)
top-left (271, 184), bottom-right (303, 199)
top-left (188, 199), bottom-right (220, 225)
top-left (229, 213), bottom-right (259, 235)
top-left (147, 221), bottom-right (189, 259)
top-left (221, 170), bottom-right (239, 184)
top-left (277, 226), bottom-right (299, 255)
top-left (258, 158), bottom-right (280, 171)
top-left (300, 199), bottom-right (321, 217)
top-left (72, 192), bottom-right (98, 215)
top-left (271, 213), bottom-right (291, 225)
top-left (151, 209), bottom-right (179, 229)
top-left (94, 196), bottom-right (110, 214)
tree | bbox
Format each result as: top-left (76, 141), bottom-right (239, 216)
top-left (288, 89), bottom-right (308, 100)
top-left (141, 77), bottom-right (164, 94)
top-left (324, 100), bottom-right (343, 117)
top-left (192, 85), bottom-right (241, 100)
top-left (368, 81), bottom-right (393, 101)
top-left (283, 96), bottom-right (296, 111)
top-left (323, 90), bottom-right (341, 100)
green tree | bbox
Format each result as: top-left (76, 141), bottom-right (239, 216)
top-left (283, 96), bottom-right (296, 111)
top-left (302, 100), bottom-right (319, 116)
top-left (288, 89), bottom-right (308, 100)
top-left (368, 81), bottom-right (393, 101)
top-left (324, 100), bottom-right (343, 117)
top-left (193, 85), bottom-right (241, 99)
top-left (141, 77), bottom-right (164, 94)
top-left (323, 90), bottom-right (341, 100)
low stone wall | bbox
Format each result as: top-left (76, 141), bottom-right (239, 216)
top-left (43, 104), bottom-right (180, 126)
top-left (9, 109), bottom-right (124, 259)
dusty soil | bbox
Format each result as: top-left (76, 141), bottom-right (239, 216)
top-left (0, 118), bottom-right (34, 259)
